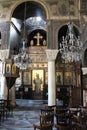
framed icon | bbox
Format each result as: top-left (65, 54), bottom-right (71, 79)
top-left (64, 72), bottom-right (72, 85)
top-left (23, 71), bottom-right (31, 85)
top-left (32, 69), bottom-right (44, 93)
top-left (56, 71), bottom-right (63, 85)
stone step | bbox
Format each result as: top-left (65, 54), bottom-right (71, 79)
top-left (16, 99), bottom-right (48, 107)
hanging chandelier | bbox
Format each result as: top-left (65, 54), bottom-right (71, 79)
top-left (14, 2), bottom-right (32, 70)
top-left (59, 0), bottom-right (83, 63)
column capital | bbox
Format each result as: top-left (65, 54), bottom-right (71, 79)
top-left (0, 49), bottom-right (9, 61)
top-left (45, 49), bottom-right (59, 61)
top-left (82, 67), bottom-right (87, 75)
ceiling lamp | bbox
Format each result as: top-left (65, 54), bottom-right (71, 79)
top-left (14, 2), bottom-right (32, 70)
top-left (59, 0), bottom-right (83, 63)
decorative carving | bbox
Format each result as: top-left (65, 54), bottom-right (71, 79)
top-left (30, 40), bottom-right (34, 46)
top-left (48, 0), bottom-right (76, 16)
top-left (45, 49), bottom-right (59, 61)
top-left (34, 32), bottom-right (43, 46)
top-left (43, 40), bottom-right (46, 46)
top-left (29, 46), bottom-right (47, 63)
top-left (31, 54), bottom-right (47, 63)
top-left (0, 49), bottom-right (9, 60)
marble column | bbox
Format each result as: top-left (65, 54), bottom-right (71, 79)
top-left (45, 49), bottom-right (58, 106)
top-left (0, 75), bottom-right (8, 100)
top-left (0, 49), bottom-right (9, 100)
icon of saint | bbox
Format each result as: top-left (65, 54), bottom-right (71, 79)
top-left (33, 73), bottom-right (42, 94)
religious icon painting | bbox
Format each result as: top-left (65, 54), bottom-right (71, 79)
top-left (12, 64), bottom-right (16, 75)
top-left (5, 63), bottom-right (11, 74)
top-left (56, 72), bottom-right (63, 85)
top-left (64, 72), bottom-right (72, 85)
top-left (32, 69), bottom-right (44, 94)
top-left (23, 71), bottom-right (31, 85)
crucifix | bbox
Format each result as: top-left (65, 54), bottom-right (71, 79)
top-left (34, 32), bottom-right (43, 46)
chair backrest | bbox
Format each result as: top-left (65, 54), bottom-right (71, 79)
top-left (73, 114), bottom-right (87, 125)
top-left (56, 108), bottom-right (69, 114)
top-left (45, 105), bottom-right (56, 109)
top-left (73, 115), bottom-right (81, 123)
top-left (33, 124), bottom-right (52, 130)
top-left (39, 114), bottom-right (54, 126)
top-left (41, 108), bottom-right (54, 115)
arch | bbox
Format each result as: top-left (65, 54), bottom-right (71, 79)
top-left (82, 40), bottom-right (87, 66)
top-left (57, 23), bottom-right (80, 49)
top-left (10, 0), bottom-right (49, 53)
top-left (54, 22), bottom-right (80, 49)
top-left (10, 0), bottom-right (50, 20)
top-left (28, 29), bottom-right (47, 46)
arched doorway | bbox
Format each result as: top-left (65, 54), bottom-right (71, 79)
top-left (55, 24), bottom-right (82, 107)
top-left (10, 1), bottom-right (48, 100)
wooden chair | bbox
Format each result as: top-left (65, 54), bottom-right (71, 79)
top-left (70, 109), bottom-right (81, 116)
top-left (75, 123), bottom-right (87, 130)
top-left (73, 114), bottom-right (87, 125)
top-left (55, 124), bottom-right (76, 130)
top-left (4, 99), bottom-right (13, 115)
top-left (55, 108), bottom-right (70, 124)
top-left (56, 108), bottom-right (69, 115)
top-left (39, 114), bottom-right (54, 126)
top-left (33, 124), bottom-right (52, 130)
top-left (0, 99), bottom-right (8, 121)
top-left (55, 113), bottom-right (67, 124)
top-left (45, 105), bottom-right (56, 110)
top-left (41, 108), bottom-right (54, 115)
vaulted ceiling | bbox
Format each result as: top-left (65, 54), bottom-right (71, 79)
top-left (12, 1), bottom-right (46, 21)
top-left (10, 1), bottom-right (47, 53)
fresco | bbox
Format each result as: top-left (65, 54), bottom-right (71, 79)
top-left (48, 0), bottom-right (77, 16)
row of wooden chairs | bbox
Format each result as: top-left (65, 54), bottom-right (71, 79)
top-left (33, 120), bottom-right (76, 130)
top-left (33, 124), bottom-right (52, 130)
top-left (0, 99), bottom-right (8, 122)
top-left (33, 105), bottom-right (54, 129)
top-left (33, 105), bottom-right (87, 129)
top-left (33, 105), bottom-right (77, 130)
top-left (0, 99), bottom-right (13, 124)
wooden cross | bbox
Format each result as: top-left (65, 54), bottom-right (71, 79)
top-left (34, 32), bottom-right (43, 46)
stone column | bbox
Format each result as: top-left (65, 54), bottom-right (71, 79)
top-left (0, 49), bottom-right (9, 100)
top-left (0, 75), bottom-right (8, 100)
top-left (45, 49), bottom-right (58, 106)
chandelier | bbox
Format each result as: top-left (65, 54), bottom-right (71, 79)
top-left (14, 2), bottom-right (32, 70)
top-left (59, 0), bottom-right (83, 63)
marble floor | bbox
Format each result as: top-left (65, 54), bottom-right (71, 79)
top-left (0, 99), bottom-right (56, 130)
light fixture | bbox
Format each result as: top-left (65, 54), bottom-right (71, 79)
top-left (59, 0), bottom-right (83, 63)
top-left (14, 2), bottom-right (32, 70)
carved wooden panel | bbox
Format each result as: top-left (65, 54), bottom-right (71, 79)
top-left (80, 0), bottom-right (87, 14)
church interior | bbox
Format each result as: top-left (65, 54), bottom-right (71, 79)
top-left (0, 0), bottom-right (87, 129)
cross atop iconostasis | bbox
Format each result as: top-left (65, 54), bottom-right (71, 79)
top-left (28, 30), bottom-right (47, 46)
